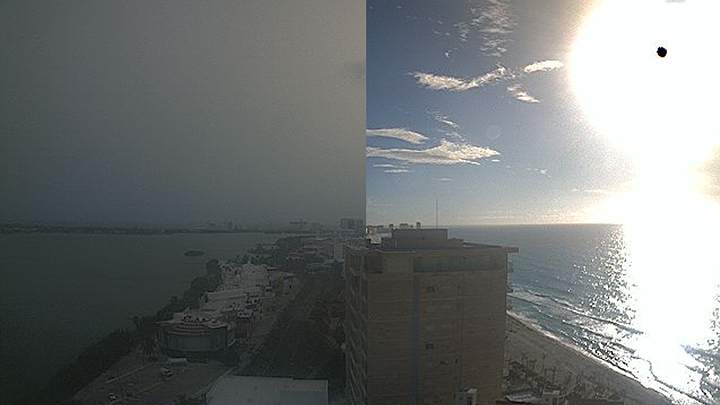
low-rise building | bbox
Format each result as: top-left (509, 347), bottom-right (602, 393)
top-left (159, 261), bottom-right (277, 357)
top-left (206, 376), bottom-right (328, 405)
top-left (157, 310), bottom-right (236, 356)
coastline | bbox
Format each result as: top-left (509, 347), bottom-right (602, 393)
top-left (71, 264), bottom-right (305, 405)
top-left (12, 259), bottom-right (226, 405)
top-left (506, 311), bottom-right (673, 405)
top-left (3, 232), bottom-right (278, 404)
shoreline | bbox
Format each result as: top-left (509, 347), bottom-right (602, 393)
top-left (71, 266), bottom-right (304, 405)
top-left (10, 233), bottom-right (295, 405)
top-left (506, 311), bottom-right (673, 405)
top-left (14, 257), bottom-right (240, 404)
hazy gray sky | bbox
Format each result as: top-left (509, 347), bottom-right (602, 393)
top-left (1, 0), bottom-right (365, 226)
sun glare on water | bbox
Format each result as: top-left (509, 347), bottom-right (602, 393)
top-left (571, 1), bottom-right (720, 402)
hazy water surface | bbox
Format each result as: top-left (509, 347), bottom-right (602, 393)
top-left (0, 232), bottom-right (275, 403)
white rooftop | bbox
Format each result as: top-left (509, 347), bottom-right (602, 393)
top-left (206, 376), bottom-right (328, 405)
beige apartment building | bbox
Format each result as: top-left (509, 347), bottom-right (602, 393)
top-left (345, 229), bottom-right (517, 405)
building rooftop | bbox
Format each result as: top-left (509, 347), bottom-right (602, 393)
top-left (159, 309), bottom-right (231, 334)
top-left (206, 376), bottom-right (328, 405)
top-left (367, 228), bottom-right (517, 253)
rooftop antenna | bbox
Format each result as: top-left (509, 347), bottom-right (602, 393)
top-left (435, 199), bottom-right (439, 229)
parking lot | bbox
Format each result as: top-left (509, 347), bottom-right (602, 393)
top-left (72, 279), bottom-right (300, 405)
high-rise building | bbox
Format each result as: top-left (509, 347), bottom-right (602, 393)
top-left (344, 229), bottom-right (517, 405)
top-left (341, 217), bottom-right (366, 235)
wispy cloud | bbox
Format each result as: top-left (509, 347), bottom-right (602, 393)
top-left (413, 66), bottom-right (511, 91)
top-left (473, 65), bottom-right (513, 85)
top-left (526, 167), bottom-right (549, 176)
top-left (507, 84), bottom-right (540, 103)
top-left (413, 60), bottom-right (561, 102)
top-left (455, 0), bottom-right (516, 57)
top-left (384, 169), bottom-right (413, 174)
top-left (524, 60), bottom-right (564, 73)
top-left (435, 177), bottom-right (454, 182)
top-left (372, 163), bottom-right (404, 169)
top-left (366, 128), bottom-right (429, 145)
top-left (412, 72), bottom-right (479, 92)
top-left (431, 112), bottom-right (460, 129)
top-left (367, 139), bottom-right (499, 166)
top-left (429, 111), bottom-right (465, 142)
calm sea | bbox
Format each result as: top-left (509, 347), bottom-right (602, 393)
top-left (450, 224), bottom-right (720, 405)
top-left (0, 232), bottom-right (276, 404)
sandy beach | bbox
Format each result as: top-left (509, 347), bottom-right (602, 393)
top-left (506, 312), bottom-right (672, 405)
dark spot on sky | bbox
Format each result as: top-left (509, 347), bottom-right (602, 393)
top-left (657, 46), bottom-right (667, 58)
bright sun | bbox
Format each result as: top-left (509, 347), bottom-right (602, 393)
top-left (571, 0), bottom-right (720, 223)
top-left (571, 0), bottom-right (720, 165)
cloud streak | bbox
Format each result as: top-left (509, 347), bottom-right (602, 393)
top-left (412, 73), bottom-right (479, 92)
top-left (367, 139), bottom-right (499, 166)
top-left (507, 84), bottom-right (539, 103)
top-left (413, 60), bottom-right (563, 103)
top-left (455, 0), bottom-right (516, 57)
top-left (413, 66), bottom-right (511, 92)
top-left (431, 112), bottom-right (460, 129)
top-left (428, 111), bottom-right (465, 142)
top-left (366, 128), bottom-right (429, 144)
top-left (523, 60), bottom-right (564, 73)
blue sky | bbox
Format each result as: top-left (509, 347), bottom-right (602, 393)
top-left (366, 0), bottom-right (633, 225)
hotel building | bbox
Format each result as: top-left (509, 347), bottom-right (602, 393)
top-left (344, 229), bottom-right (516, 405)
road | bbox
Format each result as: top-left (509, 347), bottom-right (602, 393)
top-left (240, 271), bottom-right (345, 399)
top-left (72, 278), bottom-right (300, 405)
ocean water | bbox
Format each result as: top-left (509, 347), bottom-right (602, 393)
top-left (450, 224), bottom-right (720, 405)
top-left (0, 232), bottom-right (276, 404)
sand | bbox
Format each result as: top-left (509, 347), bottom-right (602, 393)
top-left (506, 312), bottom-right (673, 405)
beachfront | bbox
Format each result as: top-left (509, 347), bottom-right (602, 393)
top-left (506, 313), bottom-right (672, 405)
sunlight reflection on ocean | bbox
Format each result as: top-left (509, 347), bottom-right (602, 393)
top-left (450, 222), bottom-right (720, 405)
